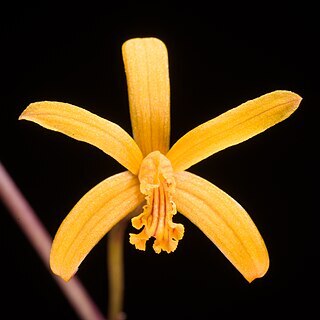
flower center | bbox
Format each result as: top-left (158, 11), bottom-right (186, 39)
top-left (129, 151), bottom-right (184, 253)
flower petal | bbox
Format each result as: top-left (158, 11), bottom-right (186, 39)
top-left (50, 171), bottom-right (144, 281)
top-left (122, 37), bottom-right (171, 156)
top-left (174, 171), bottom-right (269, 282)
top-left (19, 101), bottom-right (143, 174)
top-left (167, 90), bottom-right (302, 171)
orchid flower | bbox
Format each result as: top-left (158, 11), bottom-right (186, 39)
top-left (19, 37), bottom-right (302, 284)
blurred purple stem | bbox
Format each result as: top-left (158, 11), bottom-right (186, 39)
top-left (0, 162), bottom-right (106, 320)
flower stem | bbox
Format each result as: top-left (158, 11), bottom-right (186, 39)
top-left (107, 221), bottom-right (127, 320)
top-left (0, 162), bottom-right (106, 320)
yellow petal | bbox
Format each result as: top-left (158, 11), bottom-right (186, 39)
top-left (167, 90), bottom-right (302, 172)
top-left (50, 171), bottom-right (144, 281)
top-left (174, 171), bottom-right (269, 283)
top-left (19, 101), bottom-right (143, 175)
top-left (122, 37), bottom-right (170, 156)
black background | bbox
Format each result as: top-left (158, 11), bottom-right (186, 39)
top-left (0, 3), bottom-right (315, 320)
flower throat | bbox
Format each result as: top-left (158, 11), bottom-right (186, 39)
top-left (129, 151), bottom-right (184, 253)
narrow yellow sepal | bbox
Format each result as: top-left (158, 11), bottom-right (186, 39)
top-left (167, 90), bottom-right (302, 172)
top-left (122, 38), bottom-right (171, 156)
top-left (50, 171), bottom-right (144, 281)
top-left (19, 101), bottom-right (143, 175)
top-left (174, 171), bottom-right (269, 282)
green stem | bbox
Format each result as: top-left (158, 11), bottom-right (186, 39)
top-left (106, 204), bottom-right (143, 320)
top-left (107, 221), bottom-right (126, 320)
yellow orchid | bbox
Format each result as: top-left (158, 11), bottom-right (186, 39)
top-left (19, 37), bottom-right (302, 284)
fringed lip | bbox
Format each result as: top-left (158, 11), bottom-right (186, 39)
top-left (130, 151), bottom-right (184, 253)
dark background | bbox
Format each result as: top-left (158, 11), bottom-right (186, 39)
top-left (0, 3), bottom-right (315, 320)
